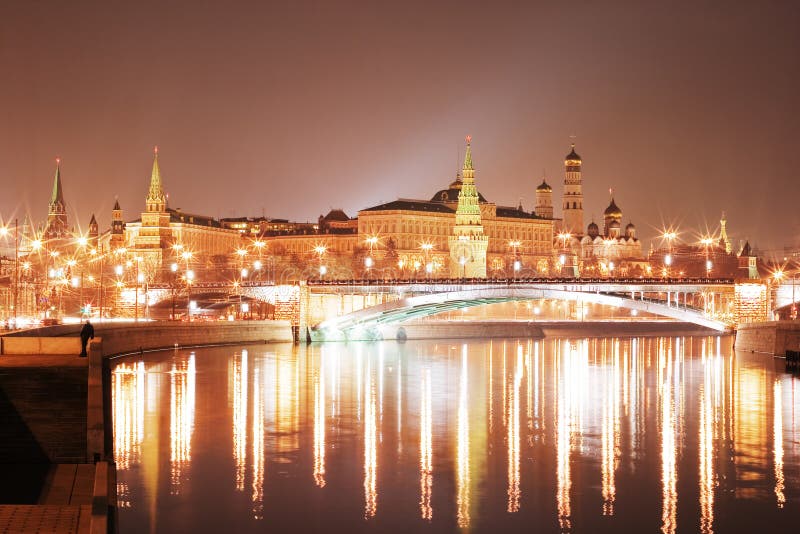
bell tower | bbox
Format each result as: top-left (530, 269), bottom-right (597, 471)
top-left (562, 143), bottom-right (583, 235)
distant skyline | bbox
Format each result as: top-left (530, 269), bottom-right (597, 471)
top-left (1, 0), bottom-right (798, 253)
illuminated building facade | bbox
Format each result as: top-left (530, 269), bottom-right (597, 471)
top-left (121, 148), bottom-right (242, 275)
top-left (556, 146), bottom-right (645, 275)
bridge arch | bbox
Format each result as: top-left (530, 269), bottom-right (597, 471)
top-left (313, 287), bottom-right (730, 341)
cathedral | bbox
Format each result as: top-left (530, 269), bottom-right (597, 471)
top-left (547, 144), bottom-right (645, 275)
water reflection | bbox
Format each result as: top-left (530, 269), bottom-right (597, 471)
top-left (113, 336), bottom-right (800, 533)
top-left (169, 354), bottom-right (195, 495)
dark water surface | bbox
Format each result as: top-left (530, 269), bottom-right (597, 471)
top-left (112, 336), bottom-right (800, 533)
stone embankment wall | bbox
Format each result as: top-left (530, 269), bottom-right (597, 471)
top-left (3, 320), bottom-right (293, 356)
top-left (734, 321), bottom-right (800, 355)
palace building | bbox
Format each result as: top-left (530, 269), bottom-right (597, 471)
top-left (119, 148), bottom-right (242, 277)
top-left (257, 137), bottom-right (555, 279)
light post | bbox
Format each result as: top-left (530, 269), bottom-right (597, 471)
top-left (1, 219), bottom-right (19, 325)
top-left (253, 240), bottom-right (266, 280)
top-left (365, 236), bottom-right (378, 279)
top-left (700, 236), bottom-right (713, 278)
top-left (421, 243), bottom-right (433, 280)
top-left (364, 256), bottom-right (373, 279)
top-left (170, 262), bottom-right (178, 320)
top-left (314, 245), bottom-right (327, 280)
top-left (508, 240), bottom-right (521, 279)
top-left (459, 256), bottom-right (467, 279)
top-left (664, 253), bottom-right (672, 279)
top-left (662, 230), bottom-right (677, 278)
top-left (185, 269), bottom-right (195, 320)
top-left (556, 233), bottom-right (571, 277)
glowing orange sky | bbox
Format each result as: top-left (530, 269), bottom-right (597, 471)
top-left (1, 0), bottom-right (797, 252)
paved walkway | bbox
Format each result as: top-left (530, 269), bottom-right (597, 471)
top-left (0, 463), bottom-right (95, 533)
top-left (0, 354), bottom-right (94, 532)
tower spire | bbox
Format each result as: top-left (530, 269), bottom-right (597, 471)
top-left (720, 211), bottom-right (731, 254)
top-left (45, 157), bottom-right (68, 239)
top-left (463, 135), bottom-right (474, 174)
top-left (448, 135), bottom-right (488, 278)
top-left (146, 146), bottom-right (167, 212)
top-left (51, 157), bottom-right (64, 207)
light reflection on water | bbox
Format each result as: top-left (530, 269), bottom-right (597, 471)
top-left (112, 336), bottom-right (800, 533)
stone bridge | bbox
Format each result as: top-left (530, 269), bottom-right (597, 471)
top-left (144, 277), bottom-right (770, 341)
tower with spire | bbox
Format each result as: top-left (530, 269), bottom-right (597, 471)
top-left (535, 173), bottom-right (553, 219)
top-left (448, 136), bottom-right (488, 277)
top-left (44, 158), bottom-right (69, 240)
top-left (88, 214), bottom-right (99, 247)
top-left (110, 198), bottom-right (126, 249)
top-left (562, 143), bottom-right (583, 235)
top-left (134, 147), bottom-right (173, 262)
top-left (719, 211), bottom-right (732, 254)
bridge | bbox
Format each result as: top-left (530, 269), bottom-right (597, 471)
top-left (142, 277), bottom-right (751, 341)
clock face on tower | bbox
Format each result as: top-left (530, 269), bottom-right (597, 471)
top-left (452, 241), bottom-right (472, 264)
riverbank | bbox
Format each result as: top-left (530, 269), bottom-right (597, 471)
top-left (0, 320), bottom-right (293, 533)
top-left (734, 321), bottom-right (800, 355)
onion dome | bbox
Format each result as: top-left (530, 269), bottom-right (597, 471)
top-left (587, 221), bottom-right (599, 238)
top-left (536, 178), bottom-right (552, 192)
top-left (609, 220), bottom-right (621, 230)
top-left (565, 143), bottom-right (581, 161)
top-left (604, 197), bottom-right (622, 218)
top-left (448, 173), bottom-right (463, 190)
top-left (625, 222), bottom-right (636, 231)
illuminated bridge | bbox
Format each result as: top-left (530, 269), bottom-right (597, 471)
top-left (142, 277), bottom-right (765, 341)
top-left (143, 277), bottom-right (744, 338)
top-left (307, 278), bottom-right (737, 341)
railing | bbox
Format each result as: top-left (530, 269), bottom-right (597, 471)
top-left (306, 277), bottom-right (736, 286)
top-left (146, 277), bottom-right (735, 290)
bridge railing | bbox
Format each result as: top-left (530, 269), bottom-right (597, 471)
top-left (306, 276), bottom-right (735, 286)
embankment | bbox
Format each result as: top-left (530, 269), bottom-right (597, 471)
top-left (734, 321), bottom-right (800, 355)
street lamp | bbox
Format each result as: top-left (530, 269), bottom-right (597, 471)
top-left (314, 245), bottom-right (327, 279)
top-left (364, 256), bottom-right (373, 278)
top-left (420, 243), bottom-right (434, 280)
top-left (185, 269), bottom-right (195, 320)
top-left (459, 256), bottom-right (467, 278)
top-left (170, 262), bottom-right (179, 320)
top-left (365, 236), bottom-right (378, 278)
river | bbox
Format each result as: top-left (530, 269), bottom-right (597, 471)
top-left (111, 335), bottom-right (800, 533)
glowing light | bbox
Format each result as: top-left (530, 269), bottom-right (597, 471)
top-left (314, 355), bottom-right (326, 488)
top-left (364, 364), bottom-right (377, 518)
top-left (251, 365), bottom-right (264, 519)
top-left (419, 369), bottom-right (432, 520)
top-left (77, 236), bottom-right (88, 247)
top-left (253, 260), bottom-right (262, 270)
top-left (231, 351), bottom-right (248, 491)
top-left (456, 345), bottom-right (471, 528)
top-left (507, 346), bottom-right (523, 513)
top-left (169, 355), bottom-right (196, 494)
top-left (774, 379), bottom-right (785, 508)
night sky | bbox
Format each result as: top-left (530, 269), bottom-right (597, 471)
top-left (1, 0), bottom-right (797, 253)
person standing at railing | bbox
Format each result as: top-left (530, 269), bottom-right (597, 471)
top-left (80, 319), bottom-right (94, 357)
